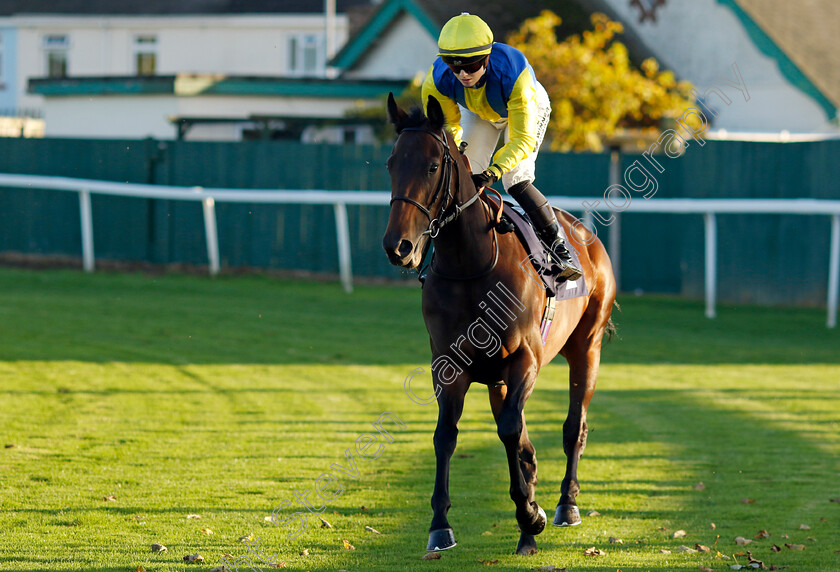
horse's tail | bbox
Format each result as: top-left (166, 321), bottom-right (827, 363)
top-left (605, 301), bottom-right (621, 342)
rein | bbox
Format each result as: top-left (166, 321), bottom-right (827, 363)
top-left (389, 126), bottom-right (499, 281)
top-left (389, 127), bottom-right (482, 239)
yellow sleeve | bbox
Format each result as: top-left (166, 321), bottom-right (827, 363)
top-left (488, 70), bottom-right (539, 178)
top-left (421, 66), bottom-right (463, 147)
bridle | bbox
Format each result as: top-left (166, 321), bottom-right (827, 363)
top-left (389, 127), bottom-right (483, 239)
top-left (388, 125), bottom-right (499, 280)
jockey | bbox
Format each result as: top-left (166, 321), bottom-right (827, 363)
top-left (421, 12), bottom-right (583, 281)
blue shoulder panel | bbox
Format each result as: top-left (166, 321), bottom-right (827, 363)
top-left (483, 44), bottom-right (535, 118)
top-left (432, 58), bottom-right (465, 108)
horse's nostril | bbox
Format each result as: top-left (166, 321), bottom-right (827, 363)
top-left (397, 239), bottom-right (414, 259)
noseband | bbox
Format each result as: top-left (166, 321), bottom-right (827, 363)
top-left (389, 127), bottom-right (482, 239)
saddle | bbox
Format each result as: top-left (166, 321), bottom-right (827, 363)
top-left (483, 194), bottom-right (588, 302)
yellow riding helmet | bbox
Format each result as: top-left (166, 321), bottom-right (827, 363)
top-left (437, 13), bottom-right (493, 60)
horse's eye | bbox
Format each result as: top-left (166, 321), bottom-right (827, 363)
top-left (428, 163), bottom-right (439, 174)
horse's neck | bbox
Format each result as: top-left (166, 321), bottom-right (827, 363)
top-left (432, 164), bottom-right (495, 278)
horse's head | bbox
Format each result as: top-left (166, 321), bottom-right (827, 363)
top-left (382, 93), bottom-right (454, 268)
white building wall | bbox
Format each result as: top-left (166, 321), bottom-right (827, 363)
top-left (3, 14), bottom-right (349, 113)
top-left (599, 0), bottom-right (833, 132)
top-left (343, 12), bottom-right (437, 80)
top-left (41, 92), bottom-right (370, 139)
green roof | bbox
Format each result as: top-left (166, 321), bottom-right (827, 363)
top-left (29, 75), bottom-right (409, 99)
top-left (331, 0), bottom-right (439, 70)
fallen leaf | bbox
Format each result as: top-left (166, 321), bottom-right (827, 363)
top-left (673, 530), bottom-right (687, 539)
top-left (587, 510), bottom-right (601, 517)
top-left (771, 544), bottom-right (781, 552)
top-left (532, 567), bottom-right (565, 571)
top-left (715, 551), bottom-right (731, 560)
top-left (481, 531), bottom-right (493, 536)
top-left (151, 544), bottom-right (167, 552)
top-left (477, 557), bottom-right (499, 564)
top-left (200, 527), bottom-right (213, 535)
top-left (677, 545), bottom-right (697, 553)
top-left (4, 444), bottom-right (15, 448)
top-left (583, 547), bottom-right (606, 556)
top-left (780, 534), bottom-right (789, 539)
top-left (183, 554), bottom-right (204, 563)
top-left (695, 544), bottom-right (711, 552)
top-left (735, 537), bottom-right (752, 545)
top-left (135, 567), bottom-right (147, 572)
top-left (103, 495), bottom-right (117, 502)
top-left (798, 524), bottom-right (810, 530)
top-left (608, 537), bottom-right (623, 544)
top-left (659, 549), bottom-right (671, 554)
top-left (238, 534), bottom-right (254, 543)
top-left (731, 566), bottom-right (744, 570)
top-left (422, 552), bottom-right (441, 560)
top-left (365, 525), bottom-right (381, 534)
top-left (186, 514), bottom-right (201, 519)
top-left (694, 482), bottom-right (706, 491)
top-left (807, 536), bottom-right (816, 542)
top-left (360, 506), bottom-right (368, 511)
top-left (300, 549), bottom-right (309, 556)
top-left (755, 529), bottom-right (771, 539)
top-left (699, 567), bottom-right (715, 572)
top-left (264, 516), bottom-right (274, 522)
top-left (829, 498), bottom-right (840, 503)
top-left (267, 563), bottom-right (286, 569)
top-left (342, 538), bottom-right (355, 550)
top-left (710, 522), bottom-right (717, 530)
top-left (657, 526), bottom-right (668, 531)
top-left (741, 498), bottom-right (756, 504)
top-left (784, 543), bottom-right (805, 550)
top-left (320, 517), bottom-right (333, 528)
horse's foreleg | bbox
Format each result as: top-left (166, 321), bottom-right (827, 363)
top-left (496, 356), bottom-right (546, 552)
top-left (427, 383), bottom-right (467, 551)
top-left (554, 346), bottom-right (601, 527)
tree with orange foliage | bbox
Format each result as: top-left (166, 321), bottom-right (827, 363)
top-left (506, 10), bottom-right (693, 152)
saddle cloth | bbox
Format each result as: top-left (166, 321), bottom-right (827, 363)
top-left (488, 195), bottom-right (588, 301)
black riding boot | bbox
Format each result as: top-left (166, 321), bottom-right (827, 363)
top-left (508, 181), bottom-right (583, 281)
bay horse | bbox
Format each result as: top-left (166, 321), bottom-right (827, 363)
top-left (382, 93), bottom-right (616, 555)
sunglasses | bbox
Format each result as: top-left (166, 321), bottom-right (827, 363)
top-left (446, 58), bottom-right (486, 75)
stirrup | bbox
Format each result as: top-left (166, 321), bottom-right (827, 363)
top-left (546, 238), bottom-right (583, 281)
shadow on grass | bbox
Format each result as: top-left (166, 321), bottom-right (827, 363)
top-left (270, 385), bottom-right (840, 570)
top-left (1, 267), bottom-right (839, 366)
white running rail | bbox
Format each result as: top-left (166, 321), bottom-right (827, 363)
top-left (2, 172), bottom-right (839, 328)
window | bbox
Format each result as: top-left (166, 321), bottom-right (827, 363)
top-left (43, 34), bottom-right (69, 78)
top-left (288, 33), bottom-right (323, 77)
top-left (134, 35), bottom-right (157, 76)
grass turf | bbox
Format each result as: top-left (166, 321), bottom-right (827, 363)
top-left (0, 267), bottom-right (838, 571)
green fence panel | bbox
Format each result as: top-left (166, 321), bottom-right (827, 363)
top-left (1, 137), bottom-right (838, 305)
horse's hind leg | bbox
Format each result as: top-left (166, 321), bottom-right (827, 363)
top-left (427, 382), bottom-right (467, 551)
top-left (554, 336), bottom-right (604, 527)
top-left (490, 383), bottom-right (539, 555)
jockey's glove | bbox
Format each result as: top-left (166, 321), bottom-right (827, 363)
top-left (471, 169), bottom-right (498, 190)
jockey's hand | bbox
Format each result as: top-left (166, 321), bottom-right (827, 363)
top-left (471, 169), bottom-right (498, 190)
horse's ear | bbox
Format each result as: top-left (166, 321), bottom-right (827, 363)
top-left (426, 95), bottom-right (445, 130)
top-left (386, 92), bottom-right (407, 127)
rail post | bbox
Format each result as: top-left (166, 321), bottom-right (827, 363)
top-left (79, 189), bottom-right (95, 273)
top-left (828, 213), bottom-right (839, 328)
top-left (202, 197), bottom-right (220, 276)
top-left (333, 202), bottom-right (353, 293)
top-left (704, 212), bottom-right (717, 319)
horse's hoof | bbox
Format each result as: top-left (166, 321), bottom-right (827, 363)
top-left (515, 533), bottom-right (538, 555)
top-left (519, 504), bottom-right (546, 536)
top-left (427, 528), bottom-right (457, 551)
top-left (553, 504), bottom-right (581, 527)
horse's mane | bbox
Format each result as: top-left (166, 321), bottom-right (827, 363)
top-left (396, 106), bottom-right (430, 132)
